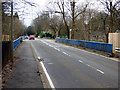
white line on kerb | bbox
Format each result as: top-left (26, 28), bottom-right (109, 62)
top-left (39, 57), bottom-right (55, 88)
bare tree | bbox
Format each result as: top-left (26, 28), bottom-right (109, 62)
top-left (47, 0), bottom-right (89, 39)
top-left (49, 15), bottom-right (63, 37)
top-left (56, 0), bottom-right (70, 39)
top-left (2, 0), bottom-right (38, 39)
top-left (97, 0), bottom-right (120, 42)
top-left (98, 0), bottom-right (120, 30)
top-left (69, 0), bottom-right (88, 39)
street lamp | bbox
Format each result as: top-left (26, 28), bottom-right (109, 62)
top-left (11, 0), bottom-right (14, 62)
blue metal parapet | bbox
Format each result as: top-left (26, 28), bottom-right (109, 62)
top-left (13, 37), bottom-right (22, 50)
top-left (56, 38), bottom-right (113, 54)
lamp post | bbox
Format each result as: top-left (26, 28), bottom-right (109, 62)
top-left (11, 0), bottom-right (14, 62)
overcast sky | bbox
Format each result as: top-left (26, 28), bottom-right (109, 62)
top-left (16, 0), bottom-right (48, 26)
top-left (16, 0), bottom-right (104, 27)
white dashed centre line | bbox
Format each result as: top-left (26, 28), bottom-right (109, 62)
top-left (48, 63), bottom-right (54, 65)
top-left (96, 69), bottom-right (104, 74)
top-left (54, 48), bottom-right (60, 51)
top-left (78, 60), bottom-right (83, 63)
top-left (63, 52), bottom-right (68, 55)
top-left (41, 40), bottom-right (72, 57)
top-left (62, 52), bottom-right (70, 56)
top-left (78, 60), bottom-right (104, 74)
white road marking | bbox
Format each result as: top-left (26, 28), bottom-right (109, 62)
top-left (78, 60), bottom-right (104, 74)
top-left (40, 39), bottom-right (105, 74)
top-left (96, 69), bottom-right (104, 74)
top-left (86, 64), bottom-right (95, 69)
top-left (86, 64), bottom-right (104, 74)
top-left (54, 47), bottom-right (57, 49)
top-left (40, 40), bottom-right (72, 57)
top-left (42, 41), bottom-right (71, 56)
top-left (68, 46), bottom-right (119, 62)
top-left (56, 49), bottom-right (60, 51)
top-left (63, 52), bottom-right (67, 55)
top-left (54, 48), bottom-right (60, 51)
top-left (40, 60), bottom-right (55, 88)
top-left (49, 45), bottom-right (53, 47)
top-left (38, 57), bottom-right (41, 60)
top-left (31, 42), bottom-right (55, 88)
top-left (86, 64), bottom-right (90, 67)
top-left (62, 52), bottom-right (70, 56)
top-left (40, 40), bottom-right (55, 48)
top-left (48, 63), bottom-right (54, 65)
top-left (41, 39), bottom-right (119, 62)
top-left (78, 60), bottom-right (83, 63)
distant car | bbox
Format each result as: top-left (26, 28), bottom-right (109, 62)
top-left (25, 36), bottom-right (29, 39)
top-left (38, 36), bottom-right (40, 38)
top-left (29, 35), bottom-right (35, 40)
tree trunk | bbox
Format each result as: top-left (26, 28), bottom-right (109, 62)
top-left (71, 1), bottom-right (75, 39)
top-left (58, 30), bottom-right (60, 37)
top-left (82, 14), bottom-right (86, 40)
top-left (109, 1), bottom-right (113, 33)
top-left (62, 7), bottom-right (70, 39)
top-left (105, 33), bottom-right (108, 43)
top-left (63, 15), bottom-right (70, 39)
top-left (89, 9), bottom-right (92, 41)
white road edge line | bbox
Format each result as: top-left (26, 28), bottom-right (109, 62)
top-left (40, 60), bottom-right (55, 88)
top-left (31, 43), bottom-right (55, 88)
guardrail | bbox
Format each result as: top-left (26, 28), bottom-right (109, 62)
top-left (14, 37), bottom-right (22, 50)
top-left (115, 48), bottom-right (120, 53)
top-left (56, 38), bottom-right (113, 54)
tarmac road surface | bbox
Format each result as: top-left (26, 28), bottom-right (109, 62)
top-left (31, 38), bottom-right (118, 88)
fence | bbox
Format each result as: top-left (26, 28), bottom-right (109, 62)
top-left (2, 41), bottom-right (11, 68)
top-left (56, 38), bottom-right (113, 54)
top-left (13, 37), bottom-right (22, 50)
top-left (109, 33), bottom-right (120, 53)
top-left (2, 37), bottom-right (22, 68)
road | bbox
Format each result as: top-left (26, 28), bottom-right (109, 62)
top-left (29, 38), bottom-right (118, 88)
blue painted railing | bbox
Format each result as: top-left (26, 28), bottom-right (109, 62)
top-left (56, 38), bottom-right (113, 54)
top-left (13, 37), bottom-right (22, 50)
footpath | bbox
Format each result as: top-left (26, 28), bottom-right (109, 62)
top-left (4, 41), bottom-right (43, 88)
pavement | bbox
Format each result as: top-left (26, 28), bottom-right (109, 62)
top-left (4, 41), bottom-right (43, 88)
